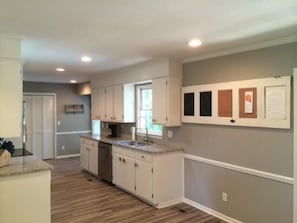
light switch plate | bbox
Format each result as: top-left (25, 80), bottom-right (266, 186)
top-left (167, 130), bottom-right (173, 138)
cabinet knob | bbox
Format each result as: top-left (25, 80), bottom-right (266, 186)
top-left (141, 155), bottom-right (144, 159)
top-left (134, 163), bottom-right (138, 167)
top-left (123, 158), bottom-right (126, 163)
top-left (119, 157), bottom-right (122, 161)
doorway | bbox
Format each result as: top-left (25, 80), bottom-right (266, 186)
top-left (24, 93), bottom-right (56, 159)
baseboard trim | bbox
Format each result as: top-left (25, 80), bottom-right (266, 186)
top-left (183, 198), bottom-right (243, 223)
top-left (156, 197), bottom-right (183, 209)
top-left (56, 154), bottom-right (80, 159)
top-left (56, 130), bottom-right (91, 135)
top-left (184, 154), bottom-right (294, 185)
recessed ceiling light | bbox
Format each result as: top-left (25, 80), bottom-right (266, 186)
top-left (56, 67), bottom-right (65, 72)
top-left (187, 38), bottom-right (202, 48)
top-left (70, 80), bottom-right (77, 84)
top-left (81, 56), bottom-right (92, 62)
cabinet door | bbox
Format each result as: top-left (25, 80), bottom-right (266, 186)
top-left (98, 88), bottom-right (106, 120)
top-left (88, 144), bottom-right (98, 175)
top-left (112, 153), bottom-right (134, 193)
top-left (112, 153), bottom-right (122, 186)
top-left (152, 77), bottom-right (167, 125)
top-left (105, 87), bottom-right (114, 121)
top-left (80, 144), bottom-right (89, 170)
top-left (121, 155), bottom-right (135, 193)
top-left (135, 160), bottom-right (153, 202)
top-left (91, 88), bottom-right (99, 120)
top-left (113, 85), bottom-right (123, 122)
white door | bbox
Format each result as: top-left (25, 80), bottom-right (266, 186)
top-left (24, 94), bottom-right (55, 159)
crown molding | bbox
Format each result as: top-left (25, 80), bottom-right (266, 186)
top-left (183, 35), bottom-right (297, 64)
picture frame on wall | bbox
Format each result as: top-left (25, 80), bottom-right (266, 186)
top-left (65, 104), bottom-right (84, 113)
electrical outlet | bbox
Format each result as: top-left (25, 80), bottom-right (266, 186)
top-left (62, 145), bottom-right (65, 151)
top-left (222, 192), bottom-right (228, 202)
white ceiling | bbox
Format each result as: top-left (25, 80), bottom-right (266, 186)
top-left (1, 0), bottom-right (297, 83)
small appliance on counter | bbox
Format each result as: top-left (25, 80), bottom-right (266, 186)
top-left (107, 124), bottom-right (121, 138)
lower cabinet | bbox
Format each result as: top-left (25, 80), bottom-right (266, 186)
top-left (80, 137), bottom-right (98, 175)
top-left (135, 159), bottom-right (153, 202)
top-left (112, 145), bottom-right (183, 208)
top-left (112, 152), bottom-right (134, 193)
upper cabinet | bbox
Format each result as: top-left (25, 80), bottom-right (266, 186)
top-left (0, 36), bottom-right (22, 137)
top-left (92, 84), bottom-right (135, 123)
top-left (152, 60), bottom-right (182, 126)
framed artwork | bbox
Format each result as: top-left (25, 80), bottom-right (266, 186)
top-left (239, 88), bottom-right (257, 118)
top-left (65, 104), bottom-right (84, 113)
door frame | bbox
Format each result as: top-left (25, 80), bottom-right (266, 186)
top-left (293, 68), bottom-right (297, 223)
top-left (23, 92), bottom-right (57, 159)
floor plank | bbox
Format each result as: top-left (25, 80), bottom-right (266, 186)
top-left (47, 157), bottom-right (225, 223)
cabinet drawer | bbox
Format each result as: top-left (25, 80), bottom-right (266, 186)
top-left (134, 151), bottom-right (153, 163)
top-left (81, 138), bottom-right (98, 148)
top-left (89, 140), bottom-right (97, 148)
top-left (80, 138), bottom-right (88, 145)
top-left (113, 146), bottom-right (135, 157)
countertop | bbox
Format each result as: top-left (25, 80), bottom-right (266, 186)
top-left (0, 156), bottom-right (53, 177)
top-left (80, 133), bottom-right (126, 144)
top-left (80, 134), bottom-right (184, 154)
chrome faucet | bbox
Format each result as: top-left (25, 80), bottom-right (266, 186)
top-left (143, 127), bottom-right (149, 143)
top-left (136, 116), bottom-right (152, 144)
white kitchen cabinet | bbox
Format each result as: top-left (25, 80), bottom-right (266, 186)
top-left (91, 88), bottom-right (106, 120)
top-left (80, 137), bottom-right (98, 175)
top-left (97, 88), bottom-right (106, 120)
top-left (152, 65), bottom-right (182, 126)
top-left (0, 36), bottom-right (22, 137)
top-left (112, 145), bottom-right (183, 208)
top-left (105, 86), bottom-right (114, 121)
top-left (112, 152), bottom-right (134, 193)
top-left (92, 84), bottom-right (135, 122)
top-left (135, 158), bottom-right (153, 202)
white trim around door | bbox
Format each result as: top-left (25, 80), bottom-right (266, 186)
top-left (293, 68), bottom-right (297, 223)
top-left (24, 92), bottom-right (57, 159)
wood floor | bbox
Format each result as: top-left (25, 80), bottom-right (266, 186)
top-left (47, 157), bottom-right (225, 223)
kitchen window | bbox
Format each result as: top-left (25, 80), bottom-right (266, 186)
top-left (136, 84), bottom-right (163, 137)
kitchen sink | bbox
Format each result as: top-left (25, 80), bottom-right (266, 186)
top-left (118, 140), bottom-right (152, 147)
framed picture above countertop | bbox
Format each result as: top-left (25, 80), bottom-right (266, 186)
top-left (182, 75), bottom-right (291, 129)
top-left (65, 104), bottom-right (84, 113)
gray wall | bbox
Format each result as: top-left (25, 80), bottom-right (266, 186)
top-left (23, 82), bottom-right (91, 156)
top-left (165, 42), bottom-right (297, 223)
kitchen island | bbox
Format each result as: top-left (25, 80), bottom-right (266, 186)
top-left (0, 155), bottom-right (53, 223)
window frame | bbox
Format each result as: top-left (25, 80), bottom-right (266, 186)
top-left (136, 83), bottom-right (163, 137)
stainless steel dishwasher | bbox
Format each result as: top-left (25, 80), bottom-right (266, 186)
top-left (98, 141), bottom-right (112, 183)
